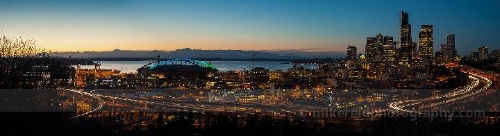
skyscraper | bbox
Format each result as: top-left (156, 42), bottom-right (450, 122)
top-left (346, 45), bottom-right (358, 72)
top-left (479, 46), bottom-right (488, 61)
top-left (376, 33), bottom-right (384, 55)
top-left (446, 34), bottom-right (457, 62)
top-left (399, 11), bottom-right (413, 67)
top-left (382, 36), bottom-right (397, 79)
top-left (365, 37), bottom-right (377, 77)
top-left (364, 33), bottom-right (394, 80)
top-left (418, 25), bottom-right (433, 59)
top-left (383, 36), bottom-right (396, 66)
top-left (384, 36), bottom-right (394, 46)
top-left (413, 42), bottom-right (418, 57)
top-left (440, 44), bottom-right (449, 56)
top-left (347, 45), bottom-right (357, 60)
top-left (365, 37), bottom-right (377, 63)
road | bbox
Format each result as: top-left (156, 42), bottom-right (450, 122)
top-left (66, 66), bottom-right (496, 119)
top-left (388, 69), bottom-right (493, 113)
top-left (65, 89), bottom-right (106, 119)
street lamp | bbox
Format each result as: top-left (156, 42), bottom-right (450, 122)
top-left (241, 67), bottom-right (246, 88)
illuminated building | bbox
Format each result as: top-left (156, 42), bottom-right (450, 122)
top-left (348, 68), bottom-right (364, 81)
top-left (346, 45), bottom-right (357, 60)
top-left (216, 71), bottom-right (242, 89)
top-left (364, 33), bottom-right (397, 80)
top-left (288, 67), bottom-right (313, 80)
top-left (398, 11), bottom-right (413, 68)
top-left (346, 45), bottom-right (358, 71)
top-left (446, 34), bottom-right (457, 61)
top-left (365, 37), bottom-right (377, 63)
top-left (434, 51), bottom-right (444, 65)
top-left (479, 46), bottom-right (489, 61)
top-left (269, 70), bottom-right (284, 82)
top-left (345, 46), bottom-right (365, 81)
top-left (75, 68), bottom-right (121, 88)
top-left (383, 36), bottom-right (394, 45)
top-left (374, 34), bottom-right (386, 80)
top-left (418, 25), bottom-right (433, 68)
top-left (413, 57), bottom-right (423, 69)
top-left (440, 34), bottom-right (457, 63)
top-left (413, 42), bottom-right (418, 57)
top-left (76, 101), bottom-right (90, 113)
top-left (383, 36), bottom-right (396, 67)
top-left (440, 43), bottom-right (449, 61)
top-left (376, 33), bottom-right (384, 55)
top-left (381, 36), bottom-right (397, 80)
top-left (365, 37), bottom-right (377, 77)
top-left (359, 54), bottom-right (368, 69)
top-left (247, 67), bottom-right (270, 88)
top-left (418, 25), bottom-right (433, 59)
top-left (1, 57), bottom-right (75, 89)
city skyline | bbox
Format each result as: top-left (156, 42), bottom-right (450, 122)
top-left (0, 0), bottom-right (499, 55)
top-left (3, 1), bottom-right (500, 135)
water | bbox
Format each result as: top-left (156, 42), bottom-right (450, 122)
top-left (209, 61), bottom-right (294, 71)
top-left (74, 61), bottom-right (149, 73)
top-left (73, 61), bottom-right (317, 73)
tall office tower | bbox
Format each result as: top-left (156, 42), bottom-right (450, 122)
top-left (446, 34), bottom-right (457, 61)
top-left (399, 11), bottom-right (413, 67)
top-left (346, 45), bottom-right (358, 71)
top-left (382, 36), bottom-right (397, 79)
top-left (376, 33), bottom-right (384, 55)
top-left (418, 25), bottom-right (433, 59)
top-left (373, 33), bottom-right (385, 80)
top-left (440, 43), bottom-right (451, 63)
top-left (479, 46), bottom-right (488, 61)
top-left (413, 42), bottom-right (418, 57)
top-left (365, 37), bottom-right (377, 77)
top-left (383, 45), bottom-right (397, 65)
top-left (347, 45), bottom-right (357, 60)
top-left (418, 25), bottom-right (433, 68)
top-left (440, 43), bottom-right (449, 60)
top-left (383, 36), bottom-right (394, 46)
top-left (365, 37), bottom-right (377, 63)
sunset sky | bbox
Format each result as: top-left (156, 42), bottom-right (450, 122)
top-left (0, 0), bottom-right (499, 54)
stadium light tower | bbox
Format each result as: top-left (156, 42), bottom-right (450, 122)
top-left (252, 53), bottom-right (255, 69)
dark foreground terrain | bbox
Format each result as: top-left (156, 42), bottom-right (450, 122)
top-left (2, 111), bottom-right (500, 136)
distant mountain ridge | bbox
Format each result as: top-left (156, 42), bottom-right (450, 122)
top-left (52, 48), bottom-right (346, 60)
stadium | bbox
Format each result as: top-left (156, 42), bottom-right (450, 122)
top-left (137, 58), bottom-right (218, 88)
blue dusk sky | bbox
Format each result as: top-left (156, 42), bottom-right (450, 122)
top-left (0, 0), bottom-right (499, 54)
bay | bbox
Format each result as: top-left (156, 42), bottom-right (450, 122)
top-left (73, 60), bottom-right (317, 73)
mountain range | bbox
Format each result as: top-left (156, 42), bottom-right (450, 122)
top-left (52, 48), bottom-right (346, 60)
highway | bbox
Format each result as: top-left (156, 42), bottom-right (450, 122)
top-left (65, 66), bottom-right (496, 119)
top-left (388, 70), bottom-right (493, 113)
top-left (67, 88), bottom-right (336, 118)
top-left (66, 89), bottom-right (106, 119)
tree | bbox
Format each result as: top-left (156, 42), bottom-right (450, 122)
top-left (0, 32), bottom-right (64, 89)
top-left (1, 32), bottom-right (45, 58)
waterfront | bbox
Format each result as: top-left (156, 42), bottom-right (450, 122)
top-left (2, 1), bottom-right (500, 134)
top-left (73, 60), bottom-right (318, 73)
